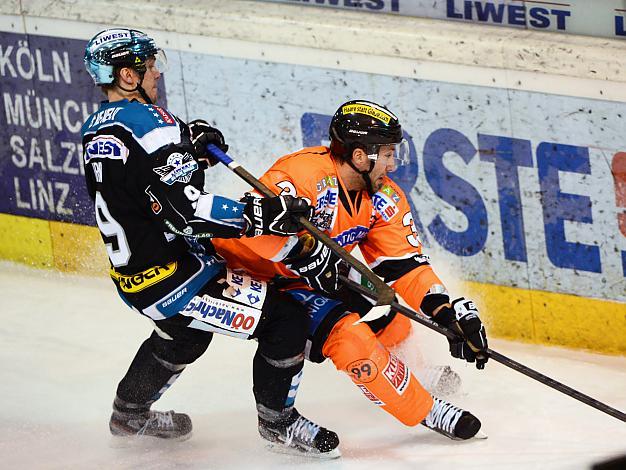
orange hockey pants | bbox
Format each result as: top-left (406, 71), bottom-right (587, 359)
top-left (322, 313), bottom-right (433, 426)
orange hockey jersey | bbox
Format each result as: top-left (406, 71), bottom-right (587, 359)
top-left (213, 146), bottom-right (444, 311)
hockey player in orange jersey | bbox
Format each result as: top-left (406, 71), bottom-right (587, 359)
top-left (213, 100), bottom-right (489, 440)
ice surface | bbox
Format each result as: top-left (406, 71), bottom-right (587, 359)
top-left (0, 263), bottom-right (624, 469)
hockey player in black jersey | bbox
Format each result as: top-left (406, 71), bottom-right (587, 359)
top-left (81, 28), bottom-right (339, 458)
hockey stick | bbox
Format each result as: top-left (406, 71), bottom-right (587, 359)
top-left (339, 274), bottom-right (626, 423)
top-left (206, 144), bottom-right (395, 317)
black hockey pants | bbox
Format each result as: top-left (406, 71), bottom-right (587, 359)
top-left (115, 268), bottom-right (309, 415)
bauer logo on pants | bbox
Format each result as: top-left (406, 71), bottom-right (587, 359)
top-left (181, 295), bottom-right (262, 336)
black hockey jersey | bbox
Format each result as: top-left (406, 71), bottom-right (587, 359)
top-left (81, 100), bottom-right (247, 319)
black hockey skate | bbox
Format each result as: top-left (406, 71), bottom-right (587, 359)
top-left (258, 408), bottom-right (341, 459)
top-left (109, 404), bottom-right (192, 441)
top-left (421, 397), bottom-right (483, 440)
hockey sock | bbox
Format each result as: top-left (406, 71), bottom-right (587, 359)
top-left (115, 338), bottom-right (186, 411)
top-left (253, 350), bottom-right (304, 420)
top-left (322, 313), bottom-right (433, 426)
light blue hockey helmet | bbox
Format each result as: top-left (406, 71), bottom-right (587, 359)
top-left (84, 28), bottom-right (164, 85)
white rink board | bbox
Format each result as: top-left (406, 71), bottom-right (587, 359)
top-left (0, 5), bottom-right (624, 307)
top-left (163, 51), bottom-right (626, 304)
top-left (262, 0), bottom-right (626, 40)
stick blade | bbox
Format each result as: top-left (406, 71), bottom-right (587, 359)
top-left (354, 304), bottom-right (391, 324)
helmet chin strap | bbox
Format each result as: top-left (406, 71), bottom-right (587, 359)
top-left (347, 158), bottom-right (376, 195)
top-left (136, 83), bottom-right (153, 105)
top-left (116, 74), bottom-right (153, 104)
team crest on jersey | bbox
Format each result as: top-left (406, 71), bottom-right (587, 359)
top-left (153, 152), bottom-right (198, 185)
top-left (84, 135), bottom-right (129, 164)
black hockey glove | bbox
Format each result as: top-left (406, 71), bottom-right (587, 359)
top-left (188, 119), bottom-right (228, 166)
top-left (431, 297), bottom-right (489, 369)
top-left (284, 234), bottom-right (346, 294)
top-left (242, 194), bottom-right (313, 237)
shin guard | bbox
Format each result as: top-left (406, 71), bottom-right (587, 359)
top-left (116, 338), bottom-right (186, 410)
top-left (322, 313), bottom-right (433, 426)
top-left (253, 350), bottom-right (305, 419)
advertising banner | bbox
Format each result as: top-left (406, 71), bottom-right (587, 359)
top-left (167, 51), bottom-right (626, 304)
top-left (260, 0), bottom-right (626, 39)
top-left (0, 32), bottom-right (103, 225)
top-left (1, 29), bottom-right (624, 307)
top-left (0, 31), bottom-right (167, 226)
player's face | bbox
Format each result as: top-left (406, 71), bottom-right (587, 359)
top-left (369, 144), bottom-right (397, 192)
top-left (141, 57), bottom-right (161, 103)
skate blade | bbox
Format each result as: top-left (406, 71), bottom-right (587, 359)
top-left (422, 423), bottom-right (487, 441)
top-left (265, 442), bottom-right (341, 459)
top-left (109, 431), bottom-right (193, 448)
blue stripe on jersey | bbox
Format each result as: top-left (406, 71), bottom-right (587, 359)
top-left (81, 100), bottom-right (177, 139)
top-left (142, 253), bottom-right (224, 320)
top-left (207, 195), bottom-right (246, 230)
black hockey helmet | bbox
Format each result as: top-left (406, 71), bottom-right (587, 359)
top-left (329, 100), bottom-right (409, 192)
